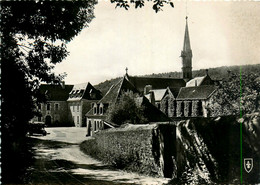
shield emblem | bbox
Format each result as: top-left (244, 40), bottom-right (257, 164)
top-left (244, 158), bottom-right (253, 173)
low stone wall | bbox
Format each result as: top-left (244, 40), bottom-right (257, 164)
top-left (80, 123), bottom-right (176, 178)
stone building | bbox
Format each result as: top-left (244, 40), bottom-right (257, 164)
top-left (67, 82), bottom-right (102, 127)
top-left (32, 82), bottom-right (102, 127)
top-left (85, 16), bottom-right (219, 131)
top-left (175, 85), bottom-right (217, 117)
top-left (32, 83), bottom-right (73, 126)
top-left (85, 75), bottom-right (170, 136)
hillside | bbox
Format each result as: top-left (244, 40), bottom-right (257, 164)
top-left (94, 64), bottom-right (260, 95)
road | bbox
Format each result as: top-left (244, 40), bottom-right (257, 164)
top-left (27, 127), bottom-right (170, 185)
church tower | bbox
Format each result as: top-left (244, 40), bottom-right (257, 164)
top-left (181, 16), bottom-right (192, 80)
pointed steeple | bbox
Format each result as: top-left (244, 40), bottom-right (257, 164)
top-left (181, 16), bottom-right (192, 80)
top-left (183, 16), bottom-right (191, 52)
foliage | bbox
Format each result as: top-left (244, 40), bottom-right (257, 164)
top-left (1, 1), bottom-right (96, 183)
top-left (1, 0), bottom-right (96, 137)
top-left (107, 91), bottom-right (148, 125)
top-left (111, 0), bottom-right (174, 13)
top-left (95, 64), bottom-right (260, 94)
top-left (207, 71), bottom-right (260, 116)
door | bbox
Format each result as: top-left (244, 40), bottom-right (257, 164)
top-left (45, 115), bottom-right (51, 126)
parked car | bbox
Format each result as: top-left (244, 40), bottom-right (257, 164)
top-left (27, 122), bottom-right (47, 136)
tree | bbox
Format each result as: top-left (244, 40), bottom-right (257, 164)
top-left (206, 71), bottom-right (260, 117)
top-left (1, 0), bottom-right (97, 136)
top-left (111, 0), bottom-right (174, 13)
top-left (1, 1), bottom-right (97, 183)
top-left (107, 91), bottom-right (148, 125)
top-left (1, 1), bottom-right (173, 183)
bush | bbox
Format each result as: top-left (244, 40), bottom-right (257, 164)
top-left (107, 91), bottom-right (148, 125)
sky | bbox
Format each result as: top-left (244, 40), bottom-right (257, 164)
top-left (53, 1), bottom-right (260, 85)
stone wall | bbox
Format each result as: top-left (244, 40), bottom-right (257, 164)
top-left (161, 95), bottom-right (175, 117)
top-left (80, 123), bottom-right (176, 178)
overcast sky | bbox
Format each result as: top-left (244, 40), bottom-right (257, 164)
top-left (53, 1), bottom-right (260, 85)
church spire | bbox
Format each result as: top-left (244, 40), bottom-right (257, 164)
top-left (181, 16), bottom-right (192, 80)
top-left (183, 16), bottom-right (191, 52)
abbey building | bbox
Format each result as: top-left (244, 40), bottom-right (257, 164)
top-left (85, 17), bottom-right (217, 135)
top-left (32, 17), bottom-right (218, 133)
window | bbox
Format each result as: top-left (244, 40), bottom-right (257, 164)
top-left (96, 121), bottom-right (99, 130)
top-left (38, 116), bottom-right (42, 122)
top-left (77, 105), bottom-right (79, 112)
top-left (47, 103), bottom-right (51, 111)
top-left (94, 121), bottom-right (96, 131)
top-left (38, 104), bottom-right (42, 110)
top-left (94, 104), bottom-right (97, 115)
top-left (55, 103), bottom-right (59, 111)
top-left (100, 104), bottom-right (103, 115)
top-left (77, 116), bottom-right (80, 124)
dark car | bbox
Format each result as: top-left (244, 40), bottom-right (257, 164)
top-left (27, 122), bottom-right (47, 136)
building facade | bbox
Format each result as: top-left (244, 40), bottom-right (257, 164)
top-left (32, 82), bottom-right (102, 127)
top-left (67, 82), bottom-right (102, 127)
top-left (32, 83), bottom-right (73, 126)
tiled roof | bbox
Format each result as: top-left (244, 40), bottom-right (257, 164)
top-left (86, 76), bottom-right (139, 116)
top-left (99, 76), bottom-right (139, 105)
top-left (67, 82), bottom-right (102, 101)
top-left (128, 76), bottom-right (186, 93)
top-left (39, 84), bottom-right (73, 101)
top-left (176, 85), bottom-right (217, 100)
top-left (67, 83), bottom-right (89, 101)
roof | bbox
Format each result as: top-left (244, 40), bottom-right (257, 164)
top-left (183, 17), bottom-right (191, 52)
top-left (67, 82), bottom-right (102, 101)
top-left (67, 83), bottom-right (89, 101)
top-left (99, 76), bottom-right (139, 105)
top-left (150, 89), bottom-right (167, 102)
top-left (186, 76), bottom-right (207, 87)
top-left (168, 87), bottom-right (181, 98)
top-left (139, 96), bottom-right (171, 122)
top-left (39, 84), bottom-right (73, 101)
top-left (176, 85), bottom-right (217, 100)
top-left (86, 76), bottom-right (139, 116)
top-left (127, 76), bottom-right (186, 93)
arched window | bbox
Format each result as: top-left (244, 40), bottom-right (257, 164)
top-left (93, 104), bottom-right (97, 115)
top-left (100, 103), bottom-right (104, 115)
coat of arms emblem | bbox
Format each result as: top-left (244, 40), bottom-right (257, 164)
top-left (244, 158), bottom-right (253, 173)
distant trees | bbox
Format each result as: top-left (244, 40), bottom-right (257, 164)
top-left (107, 91), bottom-right (148, 125)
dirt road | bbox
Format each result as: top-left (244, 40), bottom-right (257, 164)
top-left (27, 127), bottom-right (170, 184)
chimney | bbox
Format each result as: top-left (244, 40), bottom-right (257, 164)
top-left (61, 81), bottom-right (65, 89)
top-left (144, 85), bottom-right (152, 95)
top-left (227, 70), bottom-right (231, 78)
top-left (206, 69), bottom-right (209, 76)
